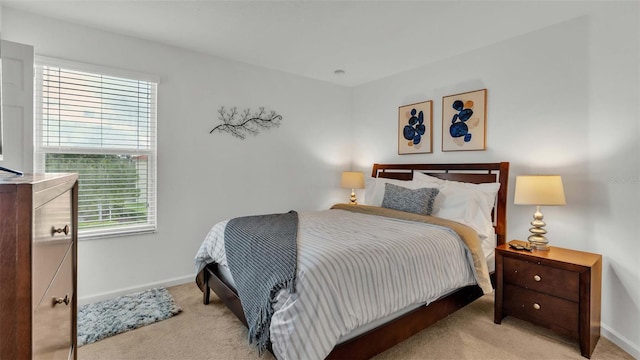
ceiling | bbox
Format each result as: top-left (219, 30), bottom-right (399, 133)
top-left (3, 1), bottom-right (593, 87)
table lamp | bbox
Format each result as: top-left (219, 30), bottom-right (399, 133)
top-left (341, 171), bottom-right (365, 205)
top-left (514, 175), bottom-right (566, 250)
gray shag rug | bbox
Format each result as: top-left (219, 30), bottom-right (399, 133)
top-left (78, 287), bottom-right (182, 347)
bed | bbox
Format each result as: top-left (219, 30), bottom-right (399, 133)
top-left (195, 162), bottom-right (509, 359)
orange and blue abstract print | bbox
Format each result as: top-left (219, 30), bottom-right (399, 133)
top-left (442, 89), bottom-right (487, 152)
top-left (398, 100), bottom-right (433, 154)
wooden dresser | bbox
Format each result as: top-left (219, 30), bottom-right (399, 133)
top-left (0, 173), bottom-right (78, 360)
top-left (494, 243), bottom-right (602, 358)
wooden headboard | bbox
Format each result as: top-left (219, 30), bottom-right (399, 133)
top-left (371, 162), bottom-right (510, 246)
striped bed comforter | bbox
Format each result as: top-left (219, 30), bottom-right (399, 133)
top-left (195, 205), bottom-right (489, 360)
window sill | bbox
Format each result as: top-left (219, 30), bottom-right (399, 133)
top-left (79, 225), bottom-right (157, 241)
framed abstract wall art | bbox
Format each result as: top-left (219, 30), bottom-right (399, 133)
top-left (398, 100), bottom-right (433, 155)
top-left (442, 89), bottom-right (487, 151)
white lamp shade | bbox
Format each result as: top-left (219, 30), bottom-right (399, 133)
top-left (341, 171), bottom-right (365, 189)
top-left (514, 175), bottom-right (566, 206)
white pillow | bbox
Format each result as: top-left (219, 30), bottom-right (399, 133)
top-left (414, 172), bottom-right (500, 209)
top-left (413, 172), bottom-right (500, 211)
top-left (412, 172), bottom-right (446, 184)
top-left (413, 172), bottom-right (500, 244)
top-left (435, 184), bottom-right (494, 238)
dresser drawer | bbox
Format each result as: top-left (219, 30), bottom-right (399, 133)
top-left (33, 189), bottom-right (73, 306)
top-left (33, 245), bottom-right (74, 360)
top-left (504, 283), bottom-right (579, 339)
top-left (503, 256), bottom-right (579, 302)
top-left (34, 188), bottom-right (72, 244)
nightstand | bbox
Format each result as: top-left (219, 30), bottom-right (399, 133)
top-left (494, 242), bottom-right (602, 358)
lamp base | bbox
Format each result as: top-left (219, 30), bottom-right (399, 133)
top-left (528, 206), bottom-right (549, 250)
top-left (527, 235), bottom-right (550, 251)
top-left (349, 189), bottom-right (358, 205)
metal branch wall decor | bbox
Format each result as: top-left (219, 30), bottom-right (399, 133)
top-left (210, 106), bottom-right (283, 139)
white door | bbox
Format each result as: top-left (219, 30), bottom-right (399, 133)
top-left (1, 40), bottom-right (34, 172)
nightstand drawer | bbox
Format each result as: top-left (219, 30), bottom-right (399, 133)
top-left (503, 256), bottom-right (579, 302)
top-left (504, 284), bottom-right (579, 339)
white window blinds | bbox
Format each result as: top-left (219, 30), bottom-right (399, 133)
top-left (34, 58), bottom-right (158, 239)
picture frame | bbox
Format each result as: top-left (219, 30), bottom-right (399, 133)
top-left (442, 89), bottom-right (487, 151)
top-left (398, 100), bottom-right (432, 155)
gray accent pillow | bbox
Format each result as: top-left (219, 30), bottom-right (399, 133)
top-left (381, 183), bottom-right (440, 215)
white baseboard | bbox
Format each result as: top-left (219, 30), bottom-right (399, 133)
top-left (602, 323), bottom-right (640, 359)
top-left (78, 274), bottom-right (194, 306)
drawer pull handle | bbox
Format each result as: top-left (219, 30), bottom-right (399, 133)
top-left (53, 294), bottom-right (70, 306)
top-left (533, 303), bottom-right (541, 310)
top-left (51, 224), bottom-right (70, 236)
top-left (533, 275), bottom-right (541, 282)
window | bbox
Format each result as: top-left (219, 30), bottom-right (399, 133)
top-left (34, 57), bottom-right (158, 239)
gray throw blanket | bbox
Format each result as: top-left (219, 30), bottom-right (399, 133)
top-left (224, 210), bottom-right (298, 353)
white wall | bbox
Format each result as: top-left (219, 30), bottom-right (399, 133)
top-left (2, 7), bottom-right (353, 300)
top-left (2, 2), bottom-right (639, 357)
top-left (352, 2), bottom-right (639, 357)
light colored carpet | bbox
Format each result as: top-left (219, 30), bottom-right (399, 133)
top-left (79, 282), bottom-right (633, 360)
